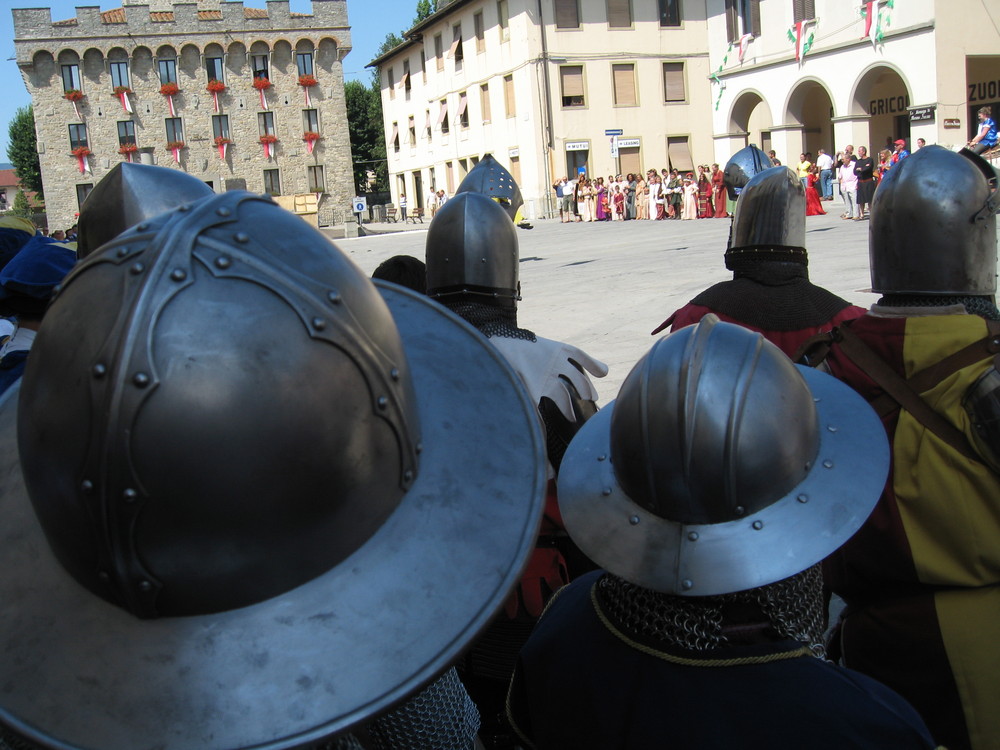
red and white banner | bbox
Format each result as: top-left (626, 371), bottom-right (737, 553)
top-left (171, 146), bottom-right (181, 163)
top-left (738, 33), bottom-right (753, 63)
top-left (259, 89), bottom-right (268, 110)
top-left (218, 142), bottom-right (228, 160)
top-left (166, 95), bottom-right (176, 117)
top-left (118, 90), bottom-right (132, 113)
top-left (262, 141), bottom-right (272, 159)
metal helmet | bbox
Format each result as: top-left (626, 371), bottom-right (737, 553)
top-left (723, 144), bottom-right (773, 201)
top-left (76, 162), bottom-right (215, 258)
top-left (0, 234), bottom-right (76, 317)
top-left (0, 191), bottom-right (546, 749)
top-left (729, 166), bottom-right (806, 253)
top-left (0, 215), bottom-right (37, 271)
top-left (425, 191), bottom-right (519, 302)
top-left (454, 153), bottom-right (524, 221)
top-left (870, 146), bottom-right (998, 295)
top-left (558, 315), bottom-right (888, 596)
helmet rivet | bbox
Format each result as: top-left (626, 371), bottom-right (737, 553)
top-left (215, 255), bottom-right (232, 269)
top-left (628, 515), bottom-right (640, 525)
top-left (51, 284), bottom-right (62, 297)
top-left (137, 223), bottom-right (149, 231)
top-left (92, 363), bottom-right (106, 378)
top-left (133, 372), bottom-right (150, 387)
top-left (823, 459), bottom-right (834, 469)
top-left (827, 425), bottom-right (838, 432)
top-left (797, 493), bottom-right (809, 503)
top-left (130, 262), bottom-right (144, 275)
top-left (327, 290), bottom-right (341, 305)
top-left (752, 520), bottom-right (764, 530)
top-left (734, 505), bottom-right (745, 516)
top-left (377, 396), bottom-right (388, 409)
top-left (81, 479), bottom-right (94, 494)
top-left (481, 258), bottom-right (487, 263)
top-left (403, 469), bottom-right (414, 482)
top-left (177, 204), bottom-right (190, 212)
top-left (681, 579), bottom-right (694, 590)
top-left (312, 317), bottom-right (326, 331)
top-left (687, 531), bottom-right (699, 541)
top-left (804, 461), bottom-right (812, 470)
top-left (123, 488), bottom-right (138, 503)
top-left (98, 570), bottom-right (110, 582)
top-left (116, 247), bottom-right (129, 257)
top-left (216, 207), bottom-right (231, 217)
top-left (813, 397), bottom-right (821, 403)
top-left (602, 487), bottom-right (612, 496)
top-left (993, 338), bottom-right (1000, 347)
top-left (597, 454), bottom-right (607, 462)
top-left (138, 580), bottom-right (152, 592)
top-left (171, 268), bottom-right (187, 281)
top-left (234, 232), bottom-right (250, 243)
top-left (390, 368), bottom-right (400, 381)
top-left (415, 442), bottom-right (423, 454)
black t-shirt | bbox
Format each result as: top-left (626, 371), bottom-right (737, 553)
top-left (854, 157), bottom-right (875, 181)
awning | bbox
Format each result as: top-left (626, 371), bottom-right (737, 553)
top-left (436, 101), bottom-right (448, 125)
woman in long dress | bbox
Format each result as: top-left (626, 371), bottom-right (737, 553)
top-left (711, 163), bottom-right (728, 218)
top-left (595, 179), bottom-right (608, 221)
top-left (681, 176), bottom-right (698, 220)
top-left (647, 176), bottom-right (661, 220)
top-left (805, 166), bottom-right (826, 216)
top-left (625, 174), bottom-right (637, 220)
top-left (575, 178), bottom-right (587, 222)
top-left (697, 168), bottom-right (713, 218)
top-left (636, 177), bottom-right (647, 220)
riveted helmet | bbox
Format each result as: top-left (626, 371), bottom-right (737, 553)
top-left (558, 315), bottom-right (888, 596)
top-left (425, 191), bottom-right (519, 303)
top-left (870, 146), bottom-right (998, 295)
top-left (0, 191), bottom-right (545, 749)
top-left (76, 162), bottom-right (215, 258)
top-left (729, 166), bottom-right (806, 254)
top-left (455, 153), bottom-right (524, 222)
top-left (723, 144), bottom-right (773, 201)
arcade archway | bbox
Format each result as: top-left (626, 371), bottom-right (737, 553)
top-left (729, 90), bottom-right (774, 153)
top-left (851, 64), bottom-right (912, 153)
top-left (785, 79), bottom-right (835, 158)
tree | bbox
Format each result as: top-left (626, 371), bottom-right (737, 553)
top-left (413, 0), bottom-right (438, 25)
top-left (7, 106), bottom-right (43, 199)
top-left (345, 80), bottom-right (388, 194)
top-left (10, 190), bottom-right (34, 220)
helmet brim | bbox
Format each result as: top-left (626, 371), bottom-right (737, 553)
top-left (557, 365), bottom-right (888, 596)
top-left (0, 283), bottom-right (545, 749)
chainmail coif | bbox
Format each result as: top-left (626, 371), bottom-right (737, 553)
top-left (878, 294), bottom-right (1000, 322)
top-left (595, 564), bottom-right (828, 658)
top-left (444, 300), bottom-right (536, 341)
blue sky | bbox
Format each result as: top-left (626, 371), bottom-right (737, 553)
top-left (1, 0), bottom-right (416, 159)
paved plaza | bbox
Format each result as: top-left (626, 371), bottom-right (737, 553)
top-left (337, 210), bottom-right (990, 405)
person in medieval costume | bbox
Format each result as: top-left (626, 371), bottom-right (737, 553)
top-left (0, 189), bottom-right (547, 750)
top-left (652, 145), bottom-right (864, 358)
top-left (0, 235), bottom-right (76, 398)
top-left (797, 146), bottom-right (1000, 750)
top-left (507, 316), bottom-right (939, 749)
top-left (425, 183), bottom-right (607, 749)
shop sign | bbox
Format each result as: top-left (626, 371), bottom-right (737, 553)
top-left (617, 138), bottom-right (641, 148)
top-left (565, 141), bottom-right (589, 151)
top-left (943, 119), bottom-right (962, 129)
top-left (508, 148), bottom-right (519, 157)
top-left (908, 106), bottom-right (935, 123)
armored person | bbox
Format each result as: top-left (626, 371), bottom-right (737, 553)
top-left (653, 147), bottom-right (864, 358)
top-left (508, 317), bottom-right (938, 749)
top-left (802, 146), bottom-right (1000, 750)
top-left (0, 191), bottom-right (546, 749)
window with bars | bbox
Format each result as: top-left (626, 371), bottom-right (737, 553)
top-left (258, 112), bottom-right (275, 136)
top-left (612, 63), bottom-right (637, 106)
top-left (308, 166), bottom-right (325, 193)
top-left (498, 0), bottom-right (510, 40)
top-left (165, 117), bottom-right (184, 143)
top-left (117, 120), bottom-right (136, 146)
top-left (263, 169), bottom-right (281, 196)
top-left (251, 54), bottom-right (269, 81)
top-left (212, 114), bottom-right (230, 140)
top-left (554, 0), bottom-right (579, 29)
top-left (504, 74), bottom-right (515, 117)
top-left (663, 62), bottom-right (685, 103)
top-left (474, 12), bottom-right (485, 52)
top-left (296, 52), bottom-right (314, 76)
top-left (110, 61), bottom-right (130, 90)
top-left (480, 83), bottom-right (491, 122)
top-left (560, 66), bottom-right (585, 107)
top-left (68, 123), bottom-right (88, 150)
top-left (607, 0), bottom-right (632, 28)
top-left (61, 63), bottom-right (81, 92)
top-left (303, 109), bottom-right (319, 132)
top-left (793, 0), bottom-right (814, 23)
top-left (206, 56), bottom-right (224, 83)
top-left (659, 0), bottom-right (681, 26)
top-left (158, 58), bottom-right (177, 85)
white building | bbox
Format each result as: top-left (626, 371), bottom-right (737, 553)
top-left (371, 0), bottom-right (717, 219)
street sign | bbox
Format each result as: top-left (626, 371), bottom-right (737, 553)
top-left (610, 136), bottom-right (619, 158)
top-left (604, 129), bottom-right (623, 136)
top-left (353, 196), bottom-right (367, 213)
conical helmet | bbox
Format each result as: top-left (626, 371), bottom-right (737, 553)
top-left (729, 166), bottom-right (806, 252)
top-left (870, 146), bottom-right (998, 295)
top-left (455, 153), bottom-right (523, 221)
top-left (76, 162), bottom-right (215, 258)
top-left (425, 191), bottom-right (519, 302)
top-left (557, 316), bottom-right (888, 596)
top-left (723, 144), bottom-right (773, 201)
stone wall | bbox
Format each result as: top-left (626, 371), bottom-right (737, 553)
top-left (13, 0), bottom-right (356, 232)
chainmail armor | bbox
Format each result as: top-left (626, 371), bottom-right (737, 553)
top-left (878, 294), bottom-right (1000, 322)
top-left (444, 300), bottom-right (536, 341)
top-left (595, 565), bottom-right (828, 658)
top-left (691, 255), bottom-right (854, 331)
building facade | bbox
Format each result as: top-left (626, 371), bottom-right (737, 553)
top-left (13, 0), bottom-right (355, 232)
top-left (371, 0), bottom-right (715, 219)
top-left (708, 0), bottom-right (1000, 164)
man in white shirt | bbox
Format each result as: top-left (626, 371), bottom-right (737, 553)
top-left (816, 148), bottom-right (835, 201)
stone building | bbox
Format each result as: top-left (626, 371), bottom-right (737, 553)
top-left (13, 0), bottom-right (355, 232)
top-left (370, 0), bottom-right (714, 220)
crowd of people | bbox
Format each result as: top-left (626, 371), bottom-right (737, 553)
top-left (0, 143), bottom-right (996, 750)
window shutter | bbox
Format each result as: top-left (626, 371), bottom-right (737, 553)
top-left (504, 74), bottom-right (516, 117)
top-left (607, 0), bottom-right (632, 27)
top-left (751, 0), bottom-right (762, 36)
top-left (612, 64), bottom-right (636, 106)
top-left (662, 63), bottom-right (685, 102)
top-left (667, 137), bottom-right (694, 172)
top-left (554, 0), bottom-right (579, 29)
top-left (725, 0), bottom-right (738, 42)
top-left (561, 66), bottom-right (584, 98)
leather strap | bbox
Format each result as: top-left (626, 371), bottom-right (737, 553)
top-left (835, 325), bottom-right (982, 462)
